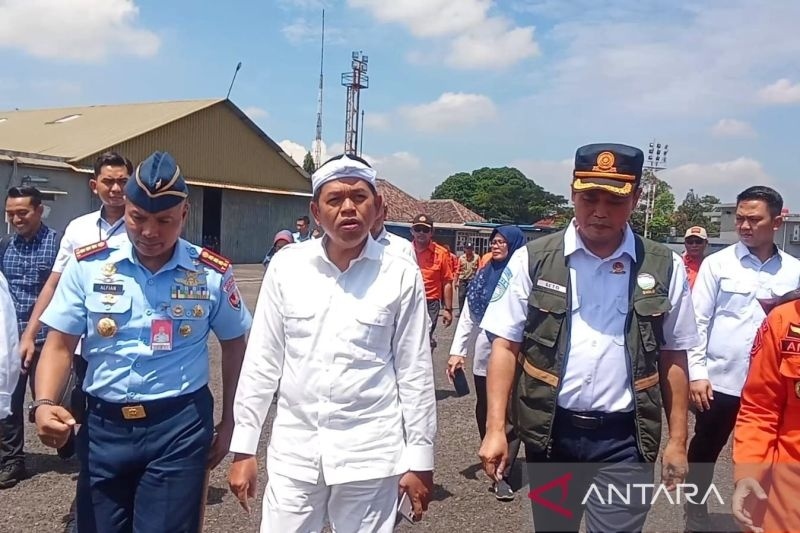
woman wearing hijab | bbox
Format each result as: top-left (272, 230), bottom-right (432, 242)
top-left (447, 225), bottom-right (527, 501)
top-left (261, 230), bottom-right (294, 268)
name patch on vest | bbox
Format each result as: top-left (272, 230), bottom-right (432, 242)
top-left (536, 279), bottom-right (566, 294)
top-left (781, 339), bottom-right (800, 354)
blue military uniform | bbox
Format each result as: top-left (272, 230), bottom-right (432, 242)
top-left (40, 152), bottom-right (252, 533)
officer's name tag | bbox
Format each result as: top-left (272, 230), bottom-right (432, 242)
top-left (536, 279), bottom-right (567, 294)
top-left (93, 283), bottom-right (124, 294)
top-left (150, 319), bottom-right (173, 351)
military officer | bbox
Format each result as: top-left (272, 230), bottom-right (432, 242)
top-left (478, 144), bottom-right (698, 532)
top-left (30, 151), bottom-right (252, 533)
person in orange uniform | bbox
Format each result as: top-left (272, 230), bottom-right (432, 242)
top-left (411, 214), bottom-right (454, 349)
top-left (732, 292), bottom-right (800, 533)
top-left (682, 226), bottom-right (708, 289)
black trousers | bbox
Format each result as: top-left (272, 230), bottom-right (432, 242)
top-left (686, 391), bottom-right (741, 510)
top-left (77, 387), bottom-right (214, 533)
top-left (474, 375), bottom-right (521, 480)
top-left (0, 350), bottom-right (39, 466)
top-left (458, 279), bottom-right (471, 312)
top-left (525, 409), bottom-right (652, 533)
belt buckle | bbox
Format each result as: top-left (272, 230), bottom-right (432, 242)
top-left (571, 413), bottom-right (601, 430)
top-left (122, 405), bottom-right (146, 420)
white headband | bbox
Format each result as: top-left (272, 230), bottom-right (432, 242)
top-left (311, 154), bottom-right (377, 194)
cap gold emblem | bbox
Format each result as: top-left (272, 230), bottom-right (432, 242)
top-left (596, 151), bottom-right (616, 171)
top-left (179, 324), bottom-right (192, 337)
top-left (96, 317), bottom-right (117, 338)
top-left (192, 305), bottom-right (204, 318)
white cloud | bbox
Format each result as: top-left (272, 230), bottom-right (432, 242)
top-left (281, 17), bottom-right (343, 45)
top-left (400, 92), bottom-right (497, 132)
top-left (348, 0), bottom-right (538, 70)
top-left (364, 112), bottom-right (391, 131)
top-left (242, 106), bottom-right (269, 121)
top-left (710, 118), bottom-right (756, 138)
top-left (278, 139), bottom-right (334, 167)
top-left (447, 18), bottom-right (538, 69)
top-left (530, 0), bottom-right (800, 118)
top-left (0, 0), bottom-right (160, 62)
top-left (664, 158), bottom-right (774, 204)
top-left (278, 140), bottom-right (313, 166)
top-left (758, 79), bottom-right (800, 105)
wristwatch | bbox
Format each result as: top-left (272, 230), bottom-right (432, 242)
top-left (444, 307), bottom-right (453, 312)
top-left (28, 399), bottom-right (56, 423)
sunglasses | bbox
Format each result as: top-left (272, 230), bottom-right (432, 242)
top-left (685, 238), bottom-right (705, 245)
top-left (412, 226), bottom-right (431, 233)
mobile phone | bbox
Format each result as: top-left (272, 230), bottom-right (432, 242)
top-left (453, 368), bottom-right (470, 397)
top-left (397, 492), bottom-right (415, 524)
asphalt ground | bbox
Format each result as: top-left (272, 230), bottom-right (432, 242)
top-left (0, 264), bottom-right (739, 532)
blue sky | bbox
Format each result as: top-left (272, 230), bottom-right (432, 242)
top-left (2, 0), bottom-right (800, 210)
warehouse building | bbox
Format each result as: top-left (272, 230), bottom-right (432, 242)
top-left (0, 99), bottom-right (312, 263)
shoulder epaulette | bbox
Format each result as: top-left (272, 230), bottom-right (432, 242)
top-left (74, 240), bottom-right (108, 261)
top-left (199, 248), bottom-right (231, 273)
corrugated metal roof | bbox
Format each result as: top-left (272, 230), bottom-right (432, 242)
top-left (0, 99), bottom-right (221, 161)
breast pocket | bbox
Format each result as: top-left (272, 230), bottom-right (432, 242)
top-left (633, 295), bottom-right (671, 353)
top-left (718, 278), bottom-right (752, 315)
top-left (524, 288), bottom-right (567, 350)
top-left (85, 294), bottom-right (133, 343)
top-left (284, 304), bottom-right (316, 338)
top-left (167, 303), bottom-right (211, 339)
top-left (349, 306), bottom-right (394, 362)
top-left (779, 356), bottom-right (800, 407)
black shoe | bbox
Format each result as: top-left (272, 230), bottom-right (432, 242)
top-left (0, 462), bottom-right (27, 489)
top-left (57, 430), bottom-right (76, 460)
top-left (494, 479), bottom-right (515, 501)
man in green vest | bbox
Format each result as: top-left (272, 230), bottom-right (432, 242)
top-left (478, 143), bottom-right (698, 532)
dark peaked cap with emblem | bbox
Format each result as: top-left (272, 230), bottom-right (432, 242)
top-left (572, 143), bottom-right (644, 197)
top-left (125, 151), bottom-right (189, 213)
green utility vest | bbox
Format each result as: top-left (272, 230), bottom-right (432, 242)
top-left (512, 230), bottom-right (674, 462)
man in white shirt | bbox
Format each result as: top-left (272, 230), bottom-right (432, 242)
top-left (0, 272), bottom-right (20, 420)
top-left (478, 144), bottom-right (698, 532)
top-left (685, 185), bottom-right (800, 532)
top-left (228, 153), bottom-right (437, 533)
top-left (292, 215), bottom-right (314, 242)
top-left (17, 151), bottom-right (130, 530)
top-left (371, 200), bottom-right (416, 263)
top-left (20, 151), bottom-right (131, 363)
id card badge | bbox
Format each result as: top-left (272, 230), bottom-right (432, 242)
top-left (150, 319), bottom-right (174, 351)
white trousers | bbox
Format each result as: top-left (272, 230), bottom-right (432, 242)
top-left (260, 471), bottom-right (401, 533)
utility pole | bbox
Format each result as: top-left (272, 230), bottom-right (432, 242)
top-left (642, 140), bottom-right (669, 239)
top-left (341, 51), bottom-right (369, 155)
top-left (313, 10), bottom-right (325, 169)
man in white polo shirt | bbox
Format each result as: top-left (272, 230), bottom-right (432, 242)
top-left (228, 153), bottom-right (436, 533)
top-left (685, 185), bottom-right (800, 532)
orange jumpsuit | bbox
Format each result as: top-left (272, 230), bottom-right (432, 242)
top-left (733, 299), bottom-right (800, 532)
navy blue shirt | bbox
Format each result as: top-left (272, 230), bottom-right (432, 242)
top-left (1, 224), bottom-right (59, 344)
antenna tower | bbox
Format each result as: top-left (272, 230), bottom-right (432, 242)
top-left (313, 10), bottom-right (325, 169)
top-left (342, 51), bottom-right (369, 155)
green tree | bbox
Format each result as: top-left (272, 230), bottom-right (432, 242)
top-left (302, 151), bottom-right (316, 174)
top-left (630, 171), bottom-right (675, 241)
top-left (673, 190), bottom-right (720, 237)
top-left (431, 167), bottom-right (567, 224)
